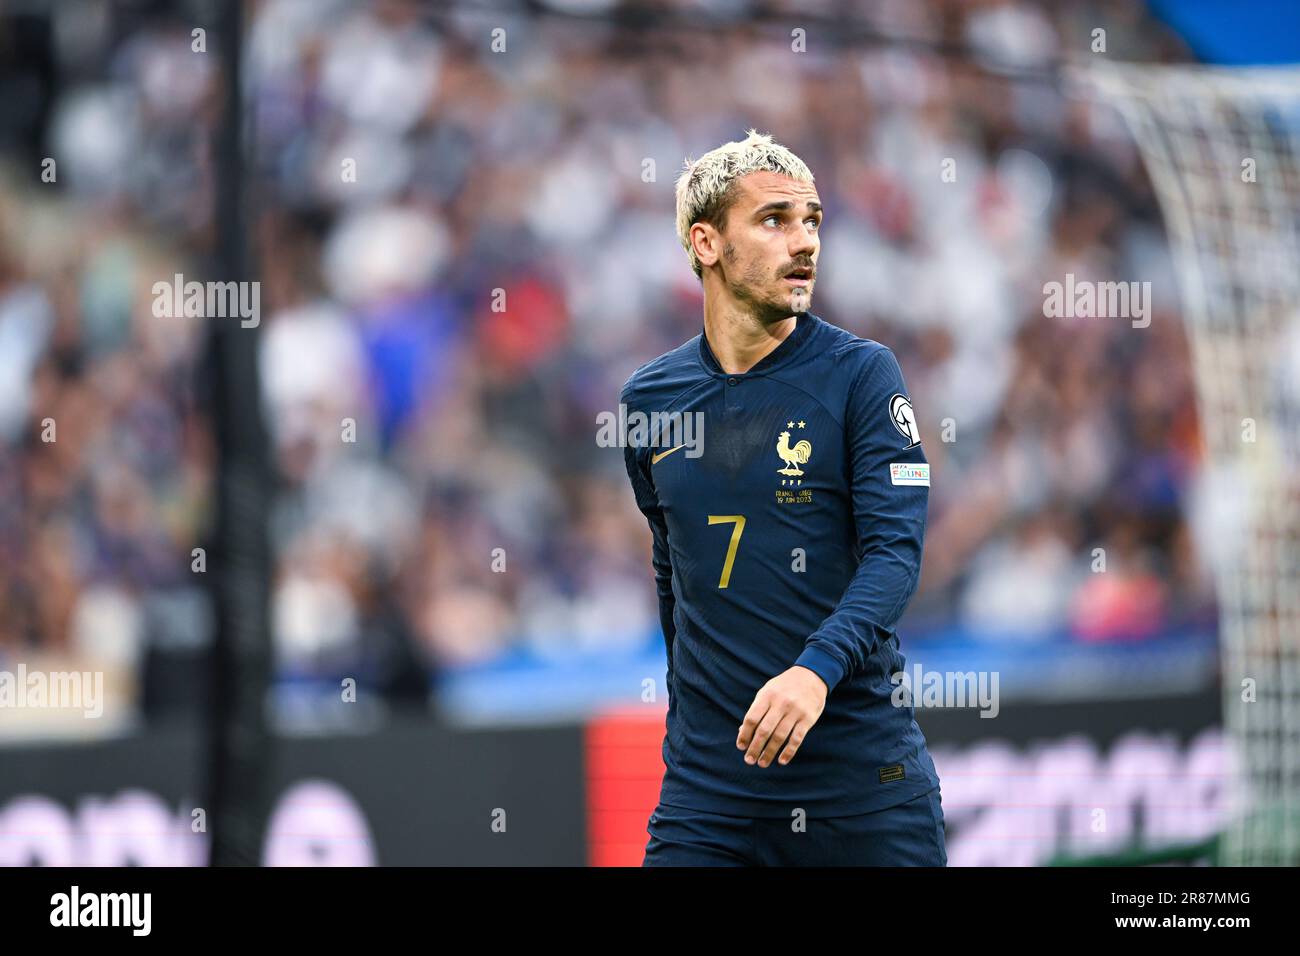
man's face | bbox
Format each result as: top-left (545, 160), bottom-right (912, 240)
top-left (716, 170), bottom-right (821, 319)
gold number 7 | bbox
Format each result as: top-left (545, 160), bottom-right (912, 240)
top-left (707, 514), bottom-right (746, 588)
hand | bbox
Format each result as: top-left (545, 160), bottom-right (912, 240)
top-left (736, 665), bottom-right (828, 768)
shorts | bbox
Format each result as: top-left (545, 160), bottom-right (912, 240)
top-left (642, 786), bottom-right (947, 867)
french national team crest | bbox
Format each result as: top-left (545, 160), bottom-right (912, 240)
top-left (775, 420), bottom-right (813, 504)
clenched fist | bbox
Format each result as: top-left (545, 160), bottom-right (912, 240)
top-left (736, 665), bottom-right (828, 768)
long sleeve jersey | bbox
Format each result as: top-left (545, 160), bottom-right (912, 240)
top-left (620, 311), bottom-right (939, 818)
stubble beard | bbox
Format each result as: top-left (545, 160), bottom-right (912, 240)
top-left (724, 243), bottom-right (811, 323)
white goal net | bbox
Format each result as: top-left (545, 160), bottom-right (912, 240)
top-left (1082, 62), bottom-right (1300, 866)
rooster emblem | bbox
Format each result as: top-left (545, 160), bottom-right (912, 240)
top-left (776, 430), bottom-right (812, 476)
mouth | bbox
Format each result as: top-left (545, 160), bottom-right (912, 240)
top-left (783, 267), bottom-right (813, 286)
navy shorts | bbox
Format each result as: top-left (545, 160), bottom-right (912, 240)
top-left (643, 787), bottom-right (947, 867)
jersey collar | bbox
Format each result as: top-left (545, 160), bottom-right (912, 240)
top-left (698, 311), bottom-right (818, 377)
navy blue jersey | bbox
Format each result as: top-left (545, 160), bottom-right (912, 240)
top-left (621, 312), bottom-right (939, 818)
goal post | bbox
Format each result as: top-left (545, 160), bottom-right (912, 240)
top-left (1078, 62), bottom-right (1300, 866)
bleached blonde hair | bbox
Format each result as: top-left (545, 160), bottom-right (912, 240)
top-left (674, 129), bottom-right (815, 281)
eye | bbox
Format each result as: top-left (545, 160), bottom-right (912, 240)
top-left (806, 217), bottom-right (821, 230)
top-left (763, 215), bottom-right (781, 227)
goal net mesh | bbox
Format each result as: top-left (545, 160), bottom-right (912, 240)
top-left (1084, 62), bottom-right (1300, 866)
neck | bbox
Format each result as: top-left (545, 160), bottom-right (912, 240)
top-left (702, 294), bottom-right (798, 375)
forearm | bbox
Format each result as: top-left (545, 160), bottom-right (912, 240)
top-left (795, 534), bottom-right (921, 691)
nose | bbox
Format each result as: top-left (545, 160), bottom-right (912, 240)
top-left (788, 225), bottom-right (816, 266)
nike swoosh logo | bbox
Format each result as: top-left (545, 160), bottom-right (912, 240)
top-left (651, 444), bottom-right (688, 465)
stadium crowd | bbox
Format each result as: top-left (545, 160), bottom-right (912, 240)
top-left (0, 0), bottom-right (1216, 721)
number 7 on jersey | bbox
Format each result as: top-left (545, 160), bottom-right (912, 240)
top-left (707, 514), bottom-right (746, 588)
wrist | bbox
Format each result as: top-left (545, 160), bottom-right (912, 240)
top-left (794, 665), bottom-right (829, 698)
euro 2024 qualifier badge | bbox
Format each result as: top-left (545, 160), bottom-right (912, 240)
top-left (889, 393), bottom-right (922, 448)
top-left (775, 419), bottom-right (812, 505)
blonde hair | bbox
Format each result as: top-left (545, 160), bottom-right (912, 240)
top-left (674, 129), bottom-right (815, 280)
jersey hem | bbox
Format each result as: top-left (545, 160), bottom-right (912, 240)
top-left (656, 777), bottom-right (939, 820)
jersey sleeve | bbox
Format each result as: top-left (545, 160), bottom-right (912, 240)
top-left (620, 383), bottom-right (677, 682)
top-left (794, 346), bottom-right (928, 692)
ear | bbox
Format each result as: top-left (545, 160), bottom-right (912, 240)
top-left (690, 221), bottom-right (721, 270)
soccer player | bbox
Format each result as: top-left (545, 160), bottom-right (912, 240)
top-left (620, 130), bottom-right (945, 866)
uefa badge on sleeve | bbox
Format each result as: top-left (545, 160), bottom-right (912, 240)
top-left (888, 393), bottom-right (922, 448)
